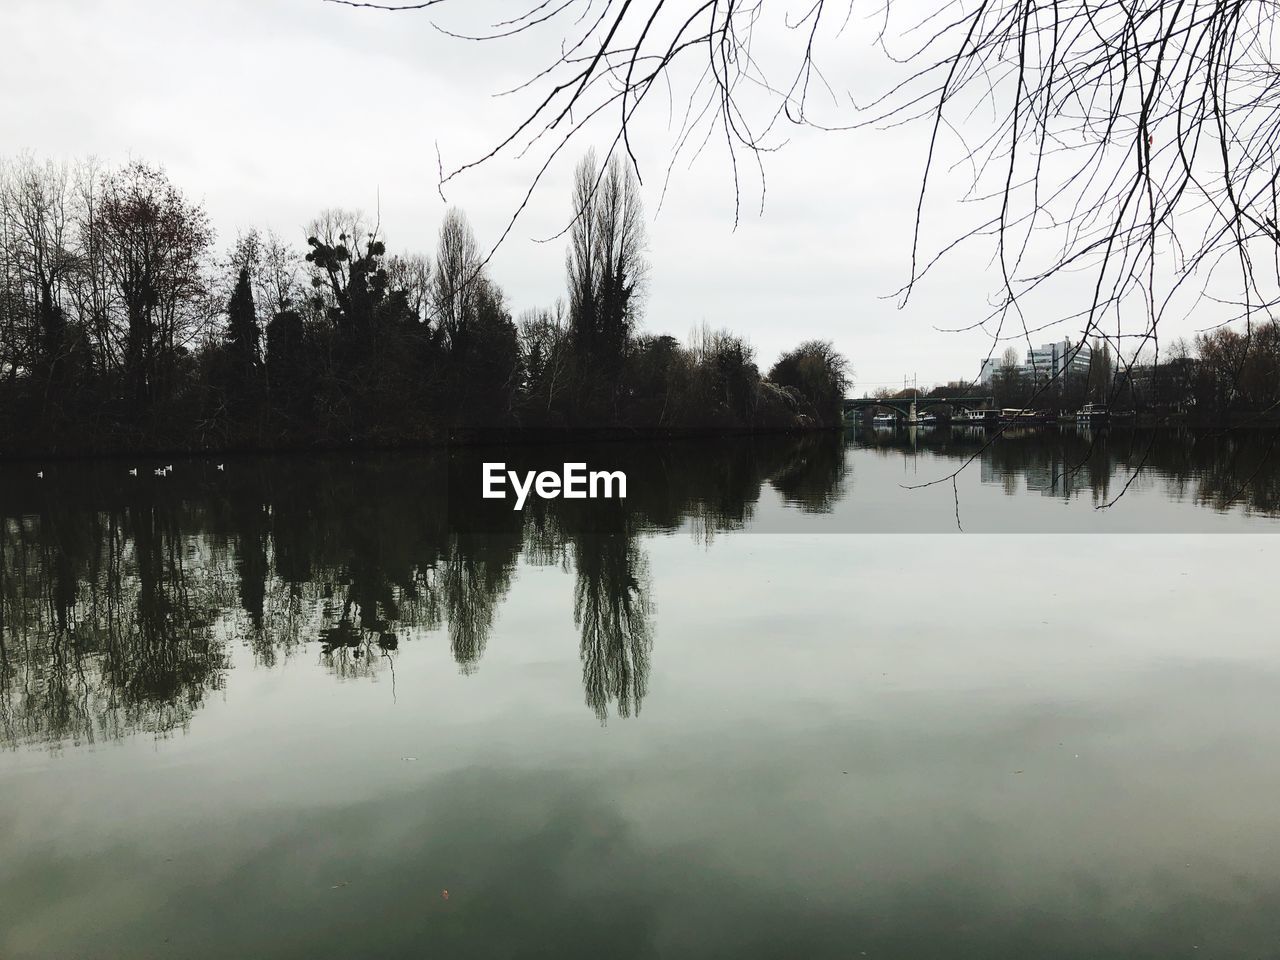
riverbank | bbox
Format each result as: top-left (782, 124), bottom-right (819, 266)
top-left (845, 410), bottom-right (1280, 429)
top-left (0, 420), bottom-right (842, 465)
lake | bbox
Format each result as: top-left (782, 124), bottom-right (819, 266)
top-left (3, 427), bottom-right (1280, 958)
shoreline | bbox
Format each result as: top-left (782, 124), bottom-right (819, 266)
top-left (6, 417), bottom-right (1280, 466)
top-left (0, 422), bottom-right (842, 466)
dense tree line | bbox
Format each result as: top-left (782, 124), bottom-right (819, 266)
top-left (1169, 327), bottom-right (1280, 417)
top-left (0, 154), bottom-right (849, 455)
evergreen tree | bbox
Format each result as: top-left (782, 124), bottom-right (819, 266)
top-left (226, 267), bottom-right (261, 373)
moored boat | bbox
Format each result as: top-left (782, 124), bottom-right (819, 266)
top-left (999, 408), bottom-right (1053, 425)
top-left (1076, 402), bottom-right (1109, 425)
top-left (956, 408), bottom-right (999, 426)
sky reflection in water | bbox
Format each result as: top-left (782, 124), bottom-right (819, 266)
top-left (2, 431), bottom-right (1279, 958)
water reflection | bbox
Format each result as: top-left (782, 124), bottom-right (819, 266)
top-left (855, 424), bottom-right (1280, 514)
top-left (6, 427), bottom-right (1280, 749)
top-left (0, 501), bottom-right (230, 748)
top-left (0, 435), bottom-right (844, 747)
top-left (7, 432), bottom-right (1280, 959)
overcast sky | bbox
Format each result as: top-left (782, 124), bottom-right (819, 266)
top-left (3, 0), bottom-right (1189, 389)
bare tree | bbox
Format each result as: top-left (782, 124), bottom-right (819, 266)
top-left (70, 158), bottom-right (116, 375)
top-left (567, 155), bottom-right (600, 361)
top-left (431, 207), bottom-right (483, 349)
top-left (518, 301), bottom-right (573, 413)
top-left (999, 347), bottom-right (1021, 376)
top-left (91, 161), bottom-right (213, 406)
top-left (227, 228), bottom-right (303, 320)
top-left (0, 167), bottom-right (30, 381)
top-left (327, 1), bottom-right (1280, 371)
top-left (567, 150), bottom-right (648, 378)
top-left (0, 157), bottom-right (78, 381)
top-left (385, 252), bottom-right (432, 324)
top-left (593, 151), bottom-right (648, 349)
top-left (307, 208), bottom-right (369, 252)
top-left (303, 208), bottom-right (371, 318)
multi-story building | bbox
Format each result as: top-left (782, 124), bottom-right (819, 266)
top-left (1025, 339), bottom-right (1091, 382)
top-left (978, 339), bottom-right (1091, 386)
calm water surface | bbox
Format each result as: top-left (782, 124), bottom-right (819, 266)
top-left (3, 429), bottom-right (1280, 958)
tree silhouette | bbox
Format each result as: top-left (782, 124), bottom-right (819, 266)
top-left (567, 151), bottom-right (647, 418)
top-left (93, 162), bottom-right (212, 410)
top-left (226, 267), bottom-right (260, 375)
top-left (1, 151), bottom-right (848, 452)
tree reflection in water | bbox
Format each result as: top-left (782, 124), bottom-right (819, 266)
top-left (571, 507), bottom-right (652, 722)
top-left (7, 428), bottom-right (1280, 748)
top-left (0, 434), bottom-right (844, 746)
top-left (0, 498), bottom-right (229, 748)
top-left (855, 425), bottom-right (1280, 513)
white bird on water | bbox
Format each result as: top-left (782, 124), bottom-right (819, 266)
top-left (36, 471), bottom-right (43, 479)
top-left (216, 464), bottom-right (225, 472)
top-left (129, 468), bottom-right (138, 477)
top-left (154, 468), bottom-right (165, 477)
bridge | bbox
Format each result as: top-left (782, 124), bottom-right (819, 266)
top-left (843, 395), bottom-right (996, 424)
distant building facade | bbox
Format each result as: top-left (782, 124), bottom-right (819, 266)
top-left (979, 339), bottom-right (1091, 386)
top-left (1026, 339), bottom-right (1091, 382)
